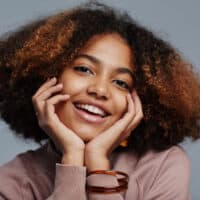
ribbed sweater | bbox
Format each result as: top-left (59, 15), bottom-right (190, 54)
top-left (0, 142), bottom-right (191, 199)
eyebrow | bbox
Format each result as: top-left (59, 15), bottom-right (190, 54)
top-left (74, 54), bottom-right (134, 78)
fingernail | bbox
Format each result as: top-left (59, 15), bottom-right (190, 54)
top-left (51, 77), bottom-right (56, 81)
top-left (127, 93), bottom-right (131, 99)
top-left (132, 90), bottom-right (137, 95)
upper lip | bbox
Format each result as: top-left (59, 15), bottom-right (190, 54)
top-left (73, 100), bottom-right (111, 116)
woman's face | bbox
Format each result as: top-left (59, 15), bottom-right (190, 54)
top-left (57, 33), bottom-right (135, 142)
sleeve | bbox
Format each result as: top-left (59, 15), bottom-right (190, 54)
top-left (0, 166), bottom-right (24, 200)
top-left (0, 163), bottom-right (88, 200)
top-left (46, 165), bottom-right (128, 200)
top-left (145, 148), bottom-right (191, 200)
top-left (0, 162), bottom-right (131, 200)
top-left (47, 165), bottom-right (126, 200)
top-left (45, 164), bottom-right (87, 200)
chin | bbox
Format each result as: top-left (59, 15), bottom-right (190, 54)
top-left (75, 128), bottom-right (99, 142)
top-left (83, 137), bottom-right (93, 143)
top-left (73, 122), bottom-right (109, 142)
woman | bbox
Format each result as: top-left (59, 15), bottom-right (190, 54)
top-left (0, 2), bottom-right (200, 200)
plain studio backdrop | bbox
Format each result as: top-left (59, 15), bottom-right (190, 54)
top-left (0, 0), bottom-right (200, 199)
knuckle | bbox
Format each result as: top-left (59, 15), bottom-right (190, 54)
top-left (39, 118), bottom-right (52, 129)
top-left (32, 96), bottom-right (40, 106)
top-left (38, 119), bottom-right (48, 129)
top-left (46, 90), bottom-right (52, 95)
top-left (45, 99), bottom-right (51, 106)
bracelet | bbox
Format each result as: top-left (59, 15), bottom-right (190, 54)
top-left (87, 170), bottom-right (129, 182)
top-left (86, 183), bottom-right (128, 193)
top-left (86, 170), bottom-right (129, 193)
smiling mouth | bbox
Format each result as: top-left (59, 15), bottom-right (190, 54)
top-left (73, 103), bottom-right (110, 118)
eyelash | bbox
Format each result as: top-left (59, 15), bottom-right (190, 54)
top-left (74, 66), bottom-right (131, 90)
top-left (113, 80), bottom-right (130, 90)
top-left (74, 66), bottom-right (93, 74)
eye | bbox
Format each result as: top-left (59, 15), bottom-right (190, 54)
top-left (73, 66), bottom-right (93, 75)
top-left (113, 80), bottom-right (130, 90)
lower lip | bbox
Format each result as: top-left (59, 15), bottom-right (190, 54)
top-left (73, 104), bottom-right (109, 123)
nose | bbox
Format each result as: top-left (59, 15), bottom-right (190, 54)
top-left (87, 79), bottom-right (110, 100)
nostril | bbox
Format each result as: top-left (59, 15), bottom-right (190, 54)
top-left (87, 84), bottom-right (110, 100)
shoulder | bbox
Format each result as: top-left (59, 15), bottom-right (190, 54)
top-left (0, 150), bottom-right (34, 179)
top-left (0, 148), bottom-right (37, 198)
top-left (114, 145), bottom-right (190, 172)
top-left (0, 144), bottom-right (49, 175)
top-left (0, 144), bottom-right (55, 199)
top-left (137, 145), bottom-right (191, 181)
top-left (0, 144), bottom-right (53, 189)
top-left (112, 145), bottom-right (190, 175)
top-left (140, 145), bottom-right (190, 169)
top-left (132, 145), bottom-right (190, 175)
top-left (157, 146), bottom-right (191, 184)
top-left (136, 146), bottom-right (191, 199)
top-left (112, 146), bottom-right (191, 199)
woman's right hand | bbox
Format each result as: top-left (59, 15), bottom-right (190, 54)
top-left (32, 77), bottom-right (85, 165)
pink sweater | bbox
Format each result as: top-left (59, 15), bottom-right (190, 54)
top-left (0, 142), bottom-right (191, 200)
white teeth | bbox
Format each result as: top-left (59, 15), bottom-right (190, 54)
top-left (76, 104), bottom-right (107, 117)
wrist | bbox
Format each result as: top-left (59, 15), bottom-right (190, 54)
top-left (85, 153), bottom-right (110, 172)
top-left (62, 150), bottom-right (84, 166)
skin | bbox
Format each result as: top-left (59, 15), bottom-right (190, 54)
top-left (32, 33), bottom-right (143, 171)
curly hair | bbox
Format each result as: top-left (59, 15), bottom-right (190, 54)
top-left (0, 2), bottom-right (200, 156)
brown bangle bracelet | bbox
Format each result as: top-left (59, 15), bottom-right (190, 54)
top-left (86, 183), bottom-right (128, 194)
top-left (87, 170), bottom-right (129, 181)
top-left (86, 170), bottom-right (129, 194)
top-left (87, 170), bottom-right (128, 177)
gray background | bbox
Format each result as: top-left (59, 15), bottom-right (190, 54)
top-left (0, 0), bottom-right (199, 199)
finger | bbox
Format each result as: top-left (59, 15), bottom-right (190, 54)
top-left (109, 93), bottom-right (138, 142)
top-left (86, 94), bottom-right (137, 154)
top-left (131, 93), bottom-right (143, 125)
top-left (36, 94), bottom-right (69, 119)
top-left (115, 93), bottom-right (136, 127)
top-left (132, 90), bottom-right (143, 115)
top-left (44, 95), bottom-right (69, 130)
top-left (126, 90), bottom-right (143, 126)
top-left (118, 93), bottom-right (136, 140)
top-left (34, 77), bottom-right (57, 97)
top-left (97, 93), bottom-right (136, 145)
top-left (113, 94), bottom-right (135, 131)
top-left (36, 83), bottom-right (63, 101)
top-left (32, 96), bottom-right (45, 115)
top-left (46, 94), bottom-right (70, 105)
top-left (119, 129), bottom-right (132, 142)
top-left (126, 92), bottom-right (136, 116)
top-left (122, 115), bottom-right (142, 139)
top-left (45, 94), bottom-right (70, 116)
top-left (122, 91), bottom-right (143, 134)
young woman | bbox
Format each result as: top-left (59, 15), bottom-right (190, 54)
top-left (0, 2), bottom-right (200, 200)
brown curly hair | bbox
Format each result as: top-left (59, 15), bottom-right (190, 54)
top-left (0, 2), bottom-right (200, 156)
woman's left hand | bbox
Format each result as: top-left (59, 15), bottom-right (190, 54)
top-left (84, 90), bottom-right (143, 171)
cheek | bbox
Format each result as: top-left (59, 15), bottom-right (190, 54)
top-left (60, 76), bottom-right (87, 95)
top-left (113, 92), bottom-right (128, 116)
top-left (62, 82), bottom-right (83, 95)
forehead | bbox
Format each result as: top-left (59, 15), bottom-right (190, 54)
top-left (77, 33), bottom-right (135, 72)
